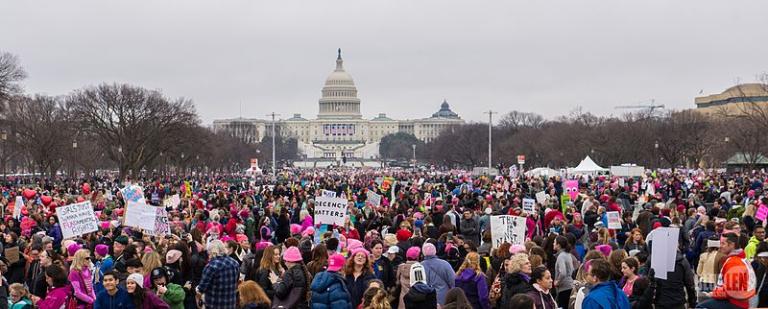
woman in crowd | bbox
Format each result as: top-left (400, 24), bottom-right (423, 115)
top-left (525, 266), bottom-right (557, 309)
top-left (69, 248), bottom-right (96, 309)
top-left (238, 280), bottom-right (272, 309)
top-left (498, 253), bottom-right (533, 308)
top-left (310, 253), bottom-right (352, 309)
top-left (307, 244), bottom-right (329, 277)
top-left (396, 246), bottom-right (421, 309)
top-left (125, 273), bottom-right (170, 309)
top-left (31, 265), bottom-right (71, 308)
top-left (359, 286), bottom-right (391, 309)
top-left (455, 252), bottom-right (490, 309)
top-left (8, 283), bottom-right (32, 309)
top-left (443, 287), bottom-right (472, 309)
top-left (620, 257), bottom-right (643, 298)
top-left (273, 247), bottom-right (310, 309)
top-left (345, 247), bottom-right (376, 309)
top-left (255, 245), bottom-right (284, 300)
top-left (553, 235), bottom-right (575, 308)
top-left (622, 228), bottom-right (647, 255)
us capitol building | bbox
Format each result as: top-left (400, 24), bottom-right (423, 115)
top-left (212, 49), bottom-right (464, 163)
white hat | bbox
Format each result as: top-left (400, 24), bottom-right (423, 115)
top-left (387, 246), bottom-right (400, 254)
top-left (127, 273), bottom-right (144, 289)
top-left (410, 262), bottom-right (427, 287)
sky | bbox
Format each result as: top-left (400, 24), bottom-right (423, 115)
top-left (1, 1), bottom-right (767, 125)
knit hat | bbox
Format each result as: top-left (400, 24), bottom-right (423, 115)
top-left (95, 244), bottom-right (109, 257)
top-left (290, 224), bottom-right (302, 235)
top-left (422, 243), bottom-right (437, 257)
top-left (350, 248), bottom-right (370, 259)
top-left (302, 227), bottom-right (315, 238)
top-left (282, 247), bottom-right (303, 263)
top-left (509, 244), bottom-right (526, 255)
top-left (396, 229), bottom-right (412, 242)
top-left (114, 235), bottom-right (129, 246)
top-left (127, 273), bottom-right (144, 289)
top-left (406, 247), bottom-right (421, 261)
top-left (166, 249), bottom-right (183, 264)
top-left (596, 244), bottom-right (612, 257)
top-left (236, 234), bottom-right (249, 243)
top-left (67, 243), bottom-right (82, 257)
top-left (327, 253), bottom-right (345, 272)
top-left (409, 262), bottom-right (427, 287)
top-left (347, 239), bottom-right (363, 253)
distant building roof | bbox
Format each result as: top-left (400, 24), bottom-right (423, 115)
top-left (371, 113), bottom-right (395, 122)
top-left (285, 113), bottom-right (309, 121)
top-left (431, 100), bottom-right (460, 119)
top-left (725, 152), bottom-right (768, 165)
top-left (696, 83), bottom-right (768, 109)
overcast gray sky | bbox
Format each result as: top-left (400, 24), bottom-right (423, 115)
top-left (2, 1), bottom-right (767, 125)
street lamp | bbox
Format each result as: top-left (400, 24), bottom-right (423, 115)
top-left (412, 144), bottom-right (416, 169)
top-left (1, 132), bottom-right (6, 182)
top-left (72, 141), bottom-right (78, 149)
top-left (724, 136), bottom-right (730, 143)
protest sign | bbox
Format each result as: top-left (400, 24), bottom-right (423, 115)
top-left (607, 211), bottom-right (622, 229)
top-left (649, 227), bottom-right (680, 280)
top-left (757, 205), bottom-right (768, 222)
top-left (321, 190), bottom-right (337, 198)
top-left (163, 194), bottom-right (181, 209)
top-left (58, 201), bottom-right (99, 239)
top-left (4, 247), bottom-right (19, 264)
top-left (315, 196), bottom-right (348, 226)
top-left (147, 207), bottom-right (170, 236)
top-left (535, 191), bottom-right (547, 205)
top-left (13, 196), bottom-right (22, 219)
top-left (367, 191), bottom-right (381, 206)
top-left (124, 201), bottom-right (159, 232)
top-left (522, 198), bottom-right (535, 214)
top-left (490, 215), bottom-right (526, 248)
top-left (121, 185), bottom-right (146, 203)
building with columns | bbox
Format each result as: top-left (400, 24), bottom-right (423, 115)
top-left (213, 49), bottom-right (464, 160)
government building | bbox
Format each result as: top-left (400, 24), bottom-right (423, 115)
top-left (212, 49), bottom-right (464, 162)
top-left (695, 83), bottom-right (768, 115)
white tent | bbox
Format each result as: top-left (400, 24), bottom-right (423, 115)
top-left (571, 156), bottom-right (608, 174)
top-left (525, 167), bottom-right (561, 178)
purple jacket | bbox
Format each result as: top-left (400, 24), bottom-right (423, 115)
top-left (140, 290), bottom-right (170, 309)
top-left (36, 286), bottom-right (71, 308)
top-left (455, 269), bottom-right (490, 309)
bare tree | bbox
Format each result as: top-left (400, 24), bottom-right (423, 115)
top-left (0, 52), bottom-right (27, 104)
top-left (67, 83), bottom-right (199, 178)
top-left (498, 111), bottom-right (545, 130)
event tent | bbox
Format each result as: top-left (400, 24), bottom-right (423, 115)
top-left (524, 167), bottom-right (562, 178)
top-left (571, 156), bottom-right (608, 174)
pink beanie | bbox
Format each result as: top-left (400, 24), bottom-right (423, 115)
top-left (95, 244), bottom-right (109, 257)
top-left (350, 248), bottom-right (370, 259)
top-left (347, 239), bottom-right (363, 253)
top-left (302, 227), bottom-right (315, 238)
top-left (509, 244), bottom-right (526, 255)
top-left (67, 243), bottom-right (82, 257)
top-left (236, 234), bottom-right (249, 243)
top-left (255, 241), bottom-right (272, 251)
top-left (406, 246), bottom-right (421, 260)
top-left (290, 224), bottom-right (302, 235)
top-left (596, 244), bottom-right (612, 257)
top-left (422, 243), bottom-right (437, 256)
top-left (282, 247), bottom-right (303, 263)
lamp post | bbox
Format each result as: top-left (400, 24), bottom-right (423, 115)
top-left (1, 132), bottom-right (6, 182)
top-left (654, 141), bottom-right (659, 168)
top-left (484, 110), bottom-right (496, 174)
top-left (412, 144), bottom-right (416, 170)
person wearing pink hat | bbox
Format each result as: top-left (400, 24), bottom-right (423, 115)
top-left (93, 244), bottom-right (114, 294)
top-left (309, 253), bottom-right (353, 309)
top-left (344, 247), bottom-right (375, 309)
top-left (396, 245), bottom-right (423, 309)
top-left (272, 246), bottom-right (310, 308)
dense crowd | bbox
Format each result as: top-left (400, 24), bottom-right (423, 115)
top-left (0, 167), bottom-right (764, 309)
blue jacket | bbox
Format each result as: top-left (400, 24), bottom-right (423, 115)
top-left (421, 255), bottom-right (455, 305)
top-left (581, 281), bottom-right (630, 309)
top-left (94, 287), bottom-right (134, 309)
top-left (310, 271), bottom-right (352, 309)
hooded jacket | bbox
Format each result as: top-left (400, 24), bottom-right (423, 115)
top-left (273, 264), bottom-right (309, 309)
top-left (310, 271), bottom-right (352, 309)
top-left (404, 282), bottom-right (438, 309)
top-left (454, 269), bottom-right (490, 309)
top-left (581, 281), bottom-right (630, 309)
top-left (421, 255), bottom-right (456, 304)
top-left (745, 236), bottom-right (761, 260)
top-left (498, 272), bottom-right (533, 308)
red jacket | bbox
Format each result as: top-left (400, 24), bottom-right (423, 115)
top-left (712, 249), bottom-right (756, 309)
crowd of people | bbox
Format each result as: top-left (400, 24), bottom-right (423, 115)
top-left (0, 167), bottom-right (764, 309)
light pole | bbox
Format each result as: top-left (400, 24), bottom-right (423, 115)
top-left (1, 132), bottom-right (6, 182)
top-left (412, 144), bottom-right (416, 169)
top-left (654, 141), bottom-right (659, 168)
top-left (267, 112), bottom-right (280, 177)
top-left (484, 110), bottom-right (496, 174)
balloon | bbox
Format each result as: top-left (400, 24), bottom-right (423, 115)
top-left (41, 196), bottom-right (52, 206)
top-left (23, 189), bottom-right (36, 200)
top-left (82, 183), bottom-right (91, 195)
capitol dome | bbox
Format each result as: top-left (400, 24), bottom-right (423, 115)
top-left (318, 49), bottom-right (362, 119)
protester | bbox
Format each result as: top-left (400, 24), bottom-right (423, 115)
top-left (421, 242), bottom-right (455, 305)
top-left (403, 262), bottom-right (437, 309)
top-left (149, 267), bottom-right (185, 309)
top-left (272, 246), bottom-right (310, 309)
top-left (525, 266), bottom-right (557, 309)
top-left (454, 252), bottom-right (490, 309)
top-left (310, 253), bottom-right (352, 309)
top-left (31, 265), bottom-right (70, 308)
top-left (94, 271), bottom-right (133, 308)
top-left (69, 248), bottom-right (97, 309)
top-left (196, 240), bottom-right (240, 308)
top-left (581, 259), bottom-right (630, 309)
top-left (238, 280), bottom-right (272, 309)
top-left (126, 273), bottom-right (170, 309)
top-left (345, 248), bottom-right (376, 309)
top-left (698, 233), bottom-right (756, 309)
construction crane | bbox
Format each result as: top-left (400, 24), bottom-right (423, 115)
top-left (615, 99), bottom-right (665, 114)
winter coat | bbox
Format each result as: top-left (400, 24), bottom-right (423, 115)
top-left (94, 287), bottom-right (134, 309)
top-left (403, 282), bottom-right (438, 309)
top-left (310, 271), bottom-right (353, 309)
top-left (421, 255), bottom-right (456, 305)
top-left (652, 252), bottom-right (696, 308)
top-left (697, 250), bottom-right (721, 284)
top-left (36, 286), bottom-right (71, 309)
top-left (581, 281), bottom-right (630, 309)
top-left (70, 268), bottom-right (97, 309)
top-left (526, 286), bottom-right (557, 309)
top-left (154, 283), bottom-right (185, 309)
top-left (455, 269), bottom-right (490, 309)
top-left (8, 297), bottom-right (31, 309)
top-left (273, 264), bottom-right (309, 309)
top-left (345, 271), bottom-right (374, 309)
top-left (136, 290), bottom-right (170, 309)
top-left (255, 268), bottom-right (278, 300)
top-left (745, 236), bottom-right (761, 260)
top-left (396, 261), bottom-right (417, 309)
top-left (459, 217), bottom-right (480, 245)
top-left (498, 272), bottom-right (533, 308)
top-left (372, 256), bottom-right (394, 289)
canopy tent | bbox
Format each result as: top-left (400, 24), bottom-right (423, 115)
top-left (524, 167), bottom-right (562, 178)
top-left (571, 156), bottom-right (608, 174)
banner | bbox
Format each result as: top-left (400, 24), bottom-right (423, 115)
top-left (314, 196), bottom-right (348, 226)
top-left (490, 215), bottom-right (526, 248)
top-left (58, 201), bottom-right (99, 239)
top-left (321, 190), bottom-right (337, 198)
top-left (124, 201), bottom-right (160, 232)
top-left (522, 198), bottom-right (535, 214)
top-left (607, 211), bottom-right (622, 229)
top-left (367, 191), bottom-right (381, 206)
top-left (121, 185), bottom-right (146, 203)
top-left (535, 191), bottom-right (547, 205)
top-left (146, 207), bottom-right (170, 236)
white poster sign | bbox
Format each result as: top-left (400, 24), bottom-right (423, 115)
top-left (145, 207), bottom-right (170, 236)
top-left (367, 191), bottom-right (381, 206)
top-left (649, 227), bottom-right (680, 280)
top-left (121, 185), bottom-right (146, 204)
top-left (321, 190), bottom-right (337, 198)
top-left (315, 196), bottom-right (348, 226)
top-left (124, 201), bottom-right (159, 232)
top-left (607, 211), bottom-right (622, 229)
top-left (522, 198), bottom-right (535, 214)
top-left (490, 215), bottom-right (527, 248)
top-left (535, 191), bottom-right (547, 205)
top-left (163, 194), bottom-right (181, 209)
top-left (58, 201), bottom-right (99, 239)
top-left (13, 196), bottom-right (23, 219)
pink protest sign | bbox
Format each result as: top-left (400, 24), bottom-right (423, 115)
top-left (756, 205), bottom-right (768, 221)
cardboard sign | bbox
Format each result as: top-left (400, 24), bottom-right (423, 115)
top-left (522, 198), bottom-right (535, 214)
top-left (321, 190), bottom-right (337, 198)
top-left (124, 201), bottom-right (160, 232)
top-left (757, 205), bottom-right (768, 222)
top-left (535, 191), bottom-right (547, 205)
top-left (314, 196), bottom-right (348, 226)
top-left (649, 227), bottom-right (680, 280)
top-left (121, 185), bottom-right (146, 203)
top-left (367, 191), bottom-right (381, 206)
top-left (146, 207), bottom-right (170, 236)
top-left (163, 194), bottom-right (181, 209)
top-left (607, 211), bottom-right (622, 229)
top-left (490, 215), bottom-right (527, 248)
top-left (4, 247), bottom-right (19, 264)
top-left (58, 201), bottom-right (99, 239)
